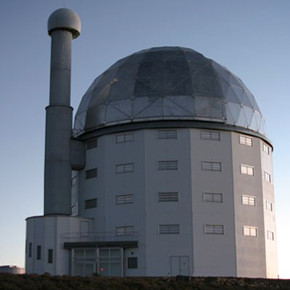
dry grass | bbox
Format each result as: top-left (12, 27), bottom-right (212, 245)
top-left (0, 274), bottom-right (290, 290)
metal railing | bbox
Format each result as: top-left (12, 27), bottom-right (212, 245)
top-left (62, 231), bottom-right (138, 243)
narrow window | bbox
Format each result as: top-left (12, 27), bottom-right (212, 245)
top-left (241, 164), bottom-right (254, 176)
top-left (158, 160), bottom-right (178, 171)
top-left (263, 143), bottom-right (270, 154)
top-left (267, 231), bottom-right (275, 241)
top-left (116, 226), bottom-right (135, 236)
top-left (203, 192), bottom-right (223, 203)
top-left (242, 195), bottom-right (256, 206)
top-left (243, 226), bottom-right (257, 237)
top-left (202, 161), bottom-right (222, 172)
top-left (204, 225), bottom-right (224, 235)
top-left (201, 130), bottom-right (220, 141)
top-left (85, 198), bottom-right (97, 209)
top-left (265, 200), bottom-right (273, 211)
top-left (116, 132), bottom-right (134, 143)
top-left (159, 224), bottom-right (180, 234)
top-left (158, 192), bottom-right (179, 202)
top-left (86, 138), bottom-right (97, 150)
top-left (48, 249), bottom-right (53, 264)
top-left (116, 194), bottom-right (134, 205)
top-left (116, 163), bottom-right (134, 174)
top-left (128, 257), bottom-right (138, 269)
top-left (158, 129), bottom-right (177, 139)
top-left (37, 245), bottom-right (41, 260)
top-left (85, 168), bottom-right (97, 179)
top-left (28, 243), bottom-right (32, 258)
top-left (240, 135), bottom-right (253, 146)
top-left (264, 172), bottom-right (272, 183)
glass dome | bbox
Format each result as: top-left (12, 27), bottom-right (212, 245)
top-left (74, 47), bottom-right (265, 136)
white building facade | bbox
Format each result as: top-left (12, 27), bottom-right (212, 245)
top-left (25, 9), bottom-right (277, 278)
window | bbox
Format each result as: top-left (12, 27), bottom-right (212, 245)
top-left (265, 200), bottom-right (273, 211)
top-left (241, 164), bottom-right (254, 176)
top-left (203, 192), bottom-right (223, 203)
top-left (48, 249), bottom-right (53, 264)
top-left (158, 192), bottom-right (179, 202)
top-left (85, 198), bottom-right (97, 209)
top-left (158, 160), bottom-right (178, 171)
top-left (158, 129), bottom-right (177, 139)
top-left (28, 242), bottom-right (32, 258)
top-left (202, 161), bottom-right (222, 172)
top-left (85, 168), bottom-right (97, 179)
top-left (201, 130), bottom-right (220, 141)
top-left (267, 231), bottom-right (275, 241)
top-left (240, 135), bottom-right (253, 146)
top-left (243, 226), bottom-right (257, 237)
top-left (264, 172), bottom-right (272, 183)
top-left (242, 195), bottom-right (256, 206)
top-left (116, 132), bottom-right (134, 143)
top-left (263, 143), bottom-right (270, 154)
top-left (86, 138), bottom-right (97, 150)
top-left (204, 225), bottom-right (224, 235)
top-left (159, 224), bottom-right (180, 234)
top-left (116, 226), bottom-right (135, 236)
top-left (116, 163), bottom-right (134, 174)
top-left (37, 245), bottom-right (41, 260)
top-left (128, 257), bottom-right (138, 269)
top-left (116, 194), bottom-right (134, 205)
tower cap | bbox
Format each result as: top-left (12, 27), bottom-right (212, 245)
top-left (48, 8), bottom-right (81, 38)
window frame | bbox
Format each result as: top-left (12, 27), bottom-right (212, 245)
top-left (243, 226), bottom-right (258, 237)
top-left (204, 224), bottom-right (224, 235)
top-left (201, 130), bottom-right (221, 141)
top-left (158, 129), bottom-right (177, 140)
top-left (242, 195), bottom-right (256, 206)
top-left (159, 224), bottom-right (180, 234)
top-left (203, 192), bottom-right (223, 203)
top-left (202, 161), bottom-right (222, 172)
top-left (241, 164), bottom-right (254, 176)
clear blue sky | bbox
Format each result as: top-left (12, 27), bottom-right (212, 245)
top-left (0, 0), bottom-right (289, 278)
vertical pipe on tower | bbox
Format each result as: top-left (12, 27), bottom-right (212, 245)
top-left (44, 9), bottom-right (81, 215)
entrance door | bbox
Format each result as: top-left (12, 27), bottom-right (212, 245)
top-left (170, 256), bottom-right (189, 276)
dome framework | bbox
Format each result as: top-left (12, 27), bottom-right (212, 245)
top-left (74, 47), bottom-right (265, 137)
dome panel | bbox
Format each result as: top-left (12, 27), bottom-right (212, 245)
top-left (74, 47), bottom-right (265, 136)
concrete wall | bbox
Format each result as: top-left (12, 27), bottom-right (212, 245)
top-left (76, 127), bottom-right (277, 278)
top-left (26, 215), bottom-right (92, 275)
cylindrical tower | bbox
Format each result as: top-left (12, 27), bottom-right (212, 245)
top-left (44, 8), bottom-right (81, 215)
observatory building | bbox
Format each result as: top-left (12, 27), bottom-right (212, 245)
top-left (26, 8), bottom-right (278, 278)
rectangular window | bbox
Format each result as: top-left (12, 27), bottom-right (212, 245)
top-left (116, 132), bottom-right (134, 143)
top-left (158, 160), bottom-right (178, 171)
top-left (28, 243), bottom-right (32, 258)
top-left (202, 161), bottom-right (222, 172)
top-left (265, 200), bottom-right (273, 211)
top-left (85, 198), bottom-right (97, 209)
top-left (116, 194), bottom-right (134, 205)
top-left (242, 195), bottom-right (256, 206)
top-left (159, 224), bottom-right (180, 234)
top-left (201, 130), bottom-right (220, 141)
top-left (241, 164), bottom-right (254, 176)
top-left (263, 143), bottom-right (270, 154)
top-left (243, 226), bottom-right (257, 237)
top-left (267, 231), bottom-right (275, 241)
top-left (264, 172), bottom-right (272, 183)
top-left (86, 138), bottom-right (97, 150)
top-left (158, 192), bottom-right (179, 202)
top-left (116, 163), bottom-right (134, 174)
top-left (116, 226), bottom-right (135, 236)
top-left (37, 245), bottom-right (41, 260)
top-left (203, 192), bottom-right (223, 203)
top-left (240, 135), bottom-right (253, 146)
top-left (128, 257), bottom-right (138, 269)
top-left (48, 249), bottom-right (53, 264)
top-left (158, 129), bottom-right (177, 139)
top-left (204, 225), bottom-right (224, 235)
top-left (85, 168), bottom-right (97, 179)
